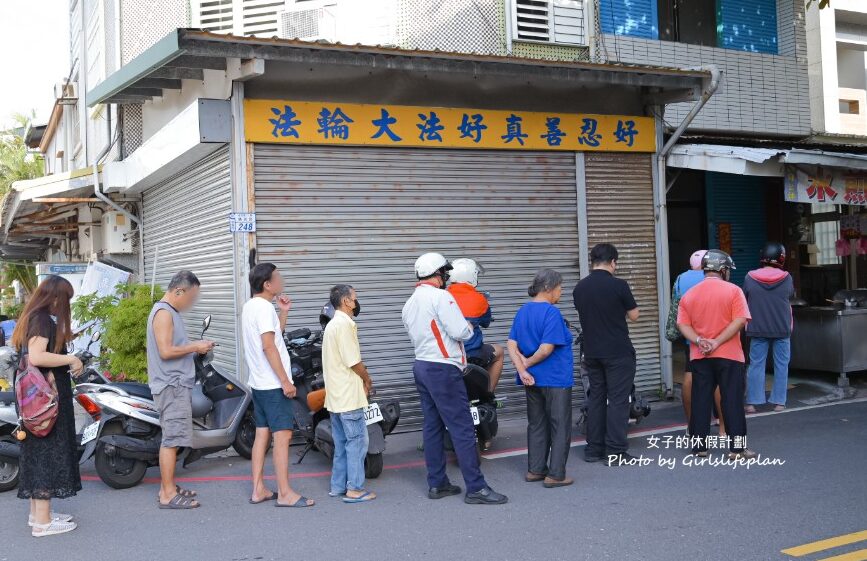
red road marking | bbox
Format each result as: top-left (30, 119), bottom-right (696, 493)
top-left (79, 421), bottom-right (687, 485)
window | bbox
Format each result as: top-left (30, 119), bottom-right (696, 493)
top-left (811, 204), bottom-right (842, 266)
top-left (511, 0), bottom-right (587, 46)
top-left (657, 0), bottom-right (716, 46)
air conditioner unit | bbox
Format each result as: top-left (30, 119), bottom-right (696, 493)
top-left (511, 0), bottom-right (588, 47)
top-left (77, 207), bottom-right (102, 259)
top-left (279, 0), bottom-right (398, 46)
top-left (101, 211), bottom-right (133, 255)
top-left (54, 81), bottom-right (79, 105)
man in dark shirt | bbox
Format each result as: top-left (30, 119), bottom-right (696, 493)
top-left (573, 243), bottom-right (640, 466)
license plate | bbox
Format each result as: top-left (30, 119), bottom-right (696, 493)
top-left (470, 406), bottom-right (480, 426)
top-left (81, 421), bottom-right (99, 444)
top-left (363, 402), bottom-right (384, 426)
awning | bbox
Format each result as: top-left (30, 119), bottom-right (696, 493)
top-left (0, 167), bottom-right (102, 260)
top-left (668, 143), bottom-right (867, 176)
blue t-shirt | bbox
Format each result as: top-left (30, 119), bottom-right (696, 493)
top-left (508, 302), bottom-right (574, 388)
top-left (674, 270), bottom-right (704, 299)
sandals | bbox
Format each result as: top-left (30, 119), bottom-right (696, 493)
top-left (342, 491), bottom-right (376, 503)
top-left (276, 496), bottom-right (315, 508)
top-left (249, 491), bottom-right (277, 505)
top-left (159, 494), bottom-right (200, 509)
top-left (156, 485), bottom-right (197, 503)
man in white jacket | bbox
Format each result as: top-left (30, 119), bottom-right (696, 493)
top-left (402, 252), bottom-right (508, 505)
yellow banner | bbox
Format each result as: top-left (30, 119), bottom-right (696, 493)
top-left (244, 100), bottom-right (656, 152)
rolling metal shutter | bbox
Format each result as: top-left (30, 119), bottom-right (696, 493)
top-left (253, 145), bottom-right (581, 430)
top-left (705, 172), bottom-right (767, 287)
top-left (584, 152), bottom-right (661, 393)
top-left (141, 147), bottom-right (238, 374)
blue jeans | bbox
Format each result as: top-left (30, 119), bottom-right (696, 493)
top-left (746, 337), bottom-right (791, 406)
top-left (330, 408), bottom-right (369, 494)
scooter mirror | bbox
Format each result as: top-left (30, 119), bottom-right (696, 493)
top-left (202, 315), bottom-right (212, 336)
top-left (91, 331), bottom-right (101, 343)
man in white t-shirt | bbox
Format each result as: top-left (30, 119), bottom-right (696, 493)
top-left (242, 263), bottom-right (314, 508)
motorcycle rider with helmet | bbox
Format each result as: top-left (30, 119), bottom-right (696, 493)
top-left (743, 242), bottom-right (794, 413)
top-left (402, 252), bottom-right (508, 505)
top-left (676, 249), bottom-right (757, 460)
top-left (447, 258), bottom-right (504, 393)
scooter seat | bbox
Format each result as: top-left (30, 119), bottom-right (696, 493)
top-left (111, 382), bottom-right (153, 400)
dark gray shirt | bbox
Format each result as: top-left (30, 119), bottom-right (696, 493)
top-left (146, 301), bottom-right (194, 394)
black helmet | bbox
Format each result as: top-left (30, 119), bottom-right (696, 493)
top-left (760, 241), bottom-right (786, 268)
top-left (319, 302), bottom-right (335, 329)
top-left (702, 249), bottom-right (736, 272)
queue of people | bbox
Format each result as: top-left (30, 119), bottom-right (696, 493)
top-left (10, 239), bottom-right (788, 535)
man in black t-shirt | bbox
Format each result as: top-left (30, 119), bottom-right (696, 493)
top-left (573, 243), bottom-right (640, 466)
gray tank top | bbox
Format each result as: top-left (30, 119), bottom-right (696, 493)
top-left (146, 301), bottom-right (194, 394)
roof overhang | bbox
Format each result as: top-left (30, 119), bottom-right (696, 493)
top-left (668, 143), bottom-right (867, 177)
top-left (87, 29), bottom-right (711, 108)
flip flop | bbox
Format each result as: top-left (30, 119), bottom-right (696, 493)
top-left (249, 491), bottom-right (277, 504)
top-left (342, 491), bottom-right (376, 503)
top-left (328, 490), bottom-right (347, 498)
top-left (275, 496), bottom-right (315, 508)
top-left (158, 494), bottom-right (200, 509)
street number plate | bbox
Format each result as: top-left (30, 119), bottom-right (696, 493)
top-left (81, 422), bottom-right (99, 444)
top-left (363, 402), bottom-right (384, 426)
top-left (470, 406), bottom-right (480, 426)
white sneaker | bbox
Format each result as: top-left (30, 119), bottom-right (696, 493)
top-left (31, 519), bottom-right (77, 537)
top-left (28, 512), bottom-right (74, 527)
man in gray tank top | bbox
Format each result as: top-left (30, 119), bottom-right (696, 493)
top-left (147, 270), bottom-right (214, 509)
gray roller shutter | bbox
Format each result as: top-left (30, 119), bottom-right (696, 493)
top-left (584, 152), bottom-right (661, 392)
top-left (253, 145), bottom-right (581, 430)
top-left (141, 147), bottom-right (237, 374)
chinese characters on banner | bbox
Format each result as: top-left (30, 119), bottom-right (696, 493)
top-left (244, 100), bottom-right (656, 152)
top-left (717, 223), bottom-right (732, 255)
top-left (784, 166), bottom-right (867, 207)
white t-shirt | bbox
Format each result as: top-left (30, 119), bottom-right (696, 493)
top-left (241, 296), bottom-right (293, 390)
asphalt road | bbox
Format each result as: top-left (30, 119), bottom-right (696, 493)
top-left (1, 398), bottom-right (865, 561)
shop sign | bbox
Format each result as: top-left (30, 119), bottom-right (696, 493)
top-left (784, 166), bottom-right (867, 206)
top-left (229, 213), bottom-right (256, 233)
top-left (716, 223), bottom-right (732, 255)
top-left (244, 100), bottom-right (656, 153)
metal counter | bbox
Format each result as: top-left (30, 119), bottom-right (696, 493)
top-left (790, 306), bottom-right (867, 386)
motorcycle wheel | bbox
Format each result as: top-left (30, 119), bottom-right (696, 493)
top-left (94, 423), bottom-right (147, 490)
top-left (364, 453), bottom-right (383, 479)
top-left (0, 436), bottom-right (19, 492)
top-left (231, 407), bottom-right (259, 460)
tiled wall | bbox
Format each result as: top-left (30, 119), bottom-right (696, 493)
top-left (600, 0), bottom-right (810, 137)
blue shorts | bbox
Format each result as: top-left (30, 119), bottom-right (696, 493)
top-left (251, 388), bottom-right (295, 432)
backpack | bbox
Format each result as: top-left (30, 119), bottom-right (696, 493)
top-left (14, 354), bottom-right (58, 438)
top-left (665, 276), bottom-right (684, 343)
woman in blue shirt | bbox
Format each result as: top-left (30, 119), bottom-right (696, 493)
top-left (507, 269), bottom-right (574, 488)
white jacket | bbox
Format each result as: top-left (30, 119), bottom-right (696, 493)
top-left (402, 283), bottom-right (474, 368)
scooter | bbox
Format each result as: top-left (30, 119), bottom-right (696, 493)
top-left (0, 336), bottom-right (106, 492)
top-left (459, 360), bottom-right (500, 451)
top-left (77, 315), bottom-right (258, 489)
top-left (568, 321), bottom-right (651, 435)
top-left (284, 326), bottom-right (400, 479)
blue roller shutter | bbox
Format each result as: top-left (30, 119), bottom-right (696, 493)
top-left (706, 172), bottom-right (767, 287)
top-left (717, 0), bottom-right (778, 54)
top-left (599, 0), bottom-right (658, 39)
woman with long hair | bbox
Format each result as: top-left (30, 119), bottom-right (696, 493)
top-left (12, 275), bottom-right (83, 537)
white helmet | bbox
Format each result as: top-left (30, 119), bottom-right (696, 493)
top-left (415, 252), bottom-right (450, 279)
top-left (450, 258), bottom-right (483, 287)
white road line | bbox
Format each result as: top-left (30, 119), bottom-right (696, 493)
top-left (481, 396), bottom-right (867, 461)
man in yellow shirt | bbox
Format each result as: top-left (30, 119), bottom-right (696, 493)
top-left (322, 284), bottom-right (376, 503)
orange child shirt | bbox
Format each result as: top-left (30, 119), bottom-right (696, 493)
top-left (676, 276), bottom-right (752, 363)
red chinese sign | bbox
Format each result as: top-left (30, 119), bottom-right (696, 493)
top-left (785, 166), bottom-right (867, 207)
top-left (717, 223), bottom-right (732, 255)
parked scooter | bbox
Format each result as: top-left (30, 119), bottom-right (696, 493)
top-left (78, 315), bottom-right (257, 489)
top-left (568, 321), bottom-right (651, 435)
top-left (0, 337), bottom-right (106, 492)
top-left (459, 360), bottom-right (500, 451)
top-left (284, 318), bottom-right (400, 479)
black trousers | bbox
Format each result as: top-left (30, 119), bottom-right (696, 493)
top-left (584, 354), bottom-right (636, 456)
top-left (689, 358), bottom-right (747, 453)
top-left (525, 386), bottom-right (573, 480)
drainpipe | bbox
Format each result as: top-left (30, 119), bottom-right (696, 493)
top-left (91, 105), bottom-right (145, 275)
top-left (654, 64), bottom-right (720, 397)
